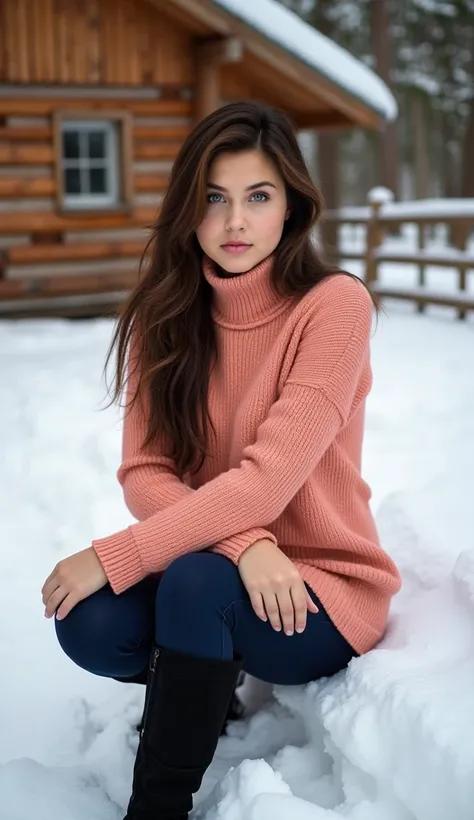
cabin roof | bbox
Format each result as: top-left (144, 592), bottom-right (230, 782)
top-left (212, 0), bottom-right (397, 122)
top-left (165, 0), bottom-right (397, 130)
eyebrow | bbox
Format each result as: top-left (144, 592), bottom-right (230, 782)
top-left (206, 181), bottom-right (277, 192)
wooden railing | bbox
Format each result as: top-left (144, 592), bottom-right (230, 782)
top-left (323, 191), bottom-right (474, 319)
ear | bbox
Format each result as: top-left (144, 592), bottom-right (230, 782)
top-left (285, 209), bottom-right (290, 221)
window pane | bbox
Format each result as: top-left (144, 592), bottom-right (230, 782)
top-left (88, 166), bottom-right (107, 194)
top-left (87, 131), bottom-right (106, 159)
top-left (64, 167), bottom-right (81, 194)
top-left (63, 130), bottom-right (80, 159)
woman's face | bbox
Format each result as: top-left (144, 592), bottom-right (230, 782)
top-left (196, 149), bottom-right (289, 276)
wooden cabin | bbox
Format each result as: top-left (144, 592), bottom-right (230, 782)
top-left (0, 0), bottom-right (395, 317)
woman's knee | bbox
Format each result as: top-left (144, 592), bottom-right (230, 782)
top-left (54, 586), bottom-right (115, 673)
top-left (157, 551), bottom-right (240, 613)
top-left (155, 552), bottom-right (244, 658)
top-left (54, 584), bottom-right (149, 676)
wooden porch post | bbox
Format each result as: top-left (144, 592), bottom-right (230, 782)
top-left (195, 61), bottom-right (220, 122)
top-left (195, 37), bottom-right (243, 122)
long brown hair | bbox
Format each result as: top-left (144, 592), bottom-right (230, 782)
top-left (106, 100), bottom-right (371, 477)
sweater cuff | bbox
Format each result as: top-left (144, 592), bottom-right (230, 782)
top-left (92, 527), bottom-right (145, 595)
top-left (211, 528), bottom-right (277, 565)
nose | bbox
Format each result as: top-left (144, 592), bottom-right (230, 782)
top-left (225, 203), bottom-right (246, 233)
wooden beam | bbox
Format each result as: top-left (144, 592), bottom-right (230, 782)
top-left (0, 126), bottom-right (52, 141)
top-left (0, 98), bottom-right (192, 117)
top-left (0, 124), bottom-right (190, 142)
top-left (195, 59), bottom-right (220, 121)
top-left (370, 284), bottom-right (474, 312)
top-left (0, 269), bottom-right (140, 299)
top-left (0, 293), bottom-right (127, 319)
top-left (374, 252), bottom-right (474, 267)
top-left (197, 36), bottom-right (243, 64)
top-left (294, 110), bottom-right (353, 130)
top-left (134, 124), bottom-right (191, 140)
top-left (157, 0), bottom-right (233, 36)
top-left (0, 177), bottom-right (55, 197)
top-left (135, 141), bottom-right (182, 160)
top-left (0, 142), bottom-right (54, 164)
top-left (195, 37), bottom-right (243, 121)
top-left (0, 206), bottom-right (156, 235)
top-left (5, 240), bottom-right (147, 265)
top-left (135, 173), bottom-right (170, 192)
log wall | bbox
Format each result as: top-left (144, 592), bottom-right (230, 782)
top-left (0, 0), bottom-right (196, 314)
top-left (0, 0), bottom-right (194, 86)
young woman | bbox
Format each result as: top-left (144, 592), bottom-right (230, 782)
top-left (42, 101), bottom-right (401, 820)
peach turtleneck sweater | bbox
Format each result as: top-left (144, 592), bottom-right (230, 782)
top-left (92, 255), bottom-right (401, 654)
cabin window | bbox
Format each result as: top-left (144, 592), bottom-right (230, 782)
top-left (60, 121), bottom-right (119, 208)
top-left (54, 113), bottom-right (132, 212)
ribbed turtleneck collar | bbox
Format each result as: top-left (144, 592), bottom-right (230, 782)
top-left (202, 254), bottom-right (292, 329)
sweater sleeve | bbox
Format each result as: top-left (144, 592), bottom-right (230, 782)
top-left (93, 276), bottom-right (373, 594)
top-left (117, 331), bottom-right (276, 544)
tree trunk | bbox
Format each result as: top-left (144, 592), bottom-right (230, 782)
top-left (461, 97), bottom-right (474, 196)
top-left (412, 93), bottom-right (430, 199)
top-left (307, 0), bottom-right (340, 260)
top-left (317, 131), bottom-right (340, 263)
top-left (370, 0), bottom-right (399, 198)
top-left (317, 131), bottom-right (340, 213)
top-left (461, 36), bottom-right (474, 197)
top-left (442, 114), bottom-right (459, 197)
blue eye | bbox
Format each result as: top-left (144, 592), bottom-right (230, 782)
top-left (207, 191), bottom-right (269, 204)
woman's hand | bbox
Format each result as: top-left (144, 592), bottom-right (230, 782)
top-left (238, 539), bottom-right (318, 635)
top-left (41, 547), bottom-right (108, 621)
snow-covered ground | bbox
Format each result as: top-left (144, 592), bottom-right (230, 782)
top-left (1, 293), bottom-right (474, 819)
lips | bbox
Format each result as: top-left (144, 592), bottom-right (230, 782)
top-left (220, 241), bottom-right (253, 256)
top-left (221, 243), bottom-right (252, 255)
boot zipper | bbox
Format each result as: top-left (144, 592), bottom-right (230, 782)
top-left (140, 647), bottom-right (160, 740)
top-left (128, 647), bottom-right (160, 810)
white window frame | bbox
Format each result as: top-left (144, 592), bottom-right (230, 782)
top-left (60, 119), bottom-right (120, 210)
top-left (53, 112), bottom-right (134, 215)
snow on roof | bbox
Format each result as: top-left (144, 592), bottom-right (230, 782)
top-left (212, 0), bottom-right (397, 122)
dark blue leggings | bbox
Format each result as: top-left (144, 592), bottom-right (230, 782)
top-left (55, 552), bottom-right (356, 686)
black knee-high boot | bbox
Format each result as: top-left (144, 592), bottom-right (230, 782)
top-left (124, 644), bottom-right (243, 820)
top-left (114, 669), bottom-right (245, 736)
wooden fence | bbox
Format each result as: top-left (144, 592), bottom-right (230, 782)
top-left (323, 193), bottom-right (474, 320)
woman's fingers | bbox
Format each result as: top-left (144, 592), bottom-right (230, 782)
top-left (41, 573), bottom-right (54, 597)
top-left (248, 589), bottom-right (267, 622)
top-left (44, 585), bottom-right (68, 618)
top-left (275, 589), bottom-right (295, 635)
top-left (306, 591), bottom-right (319, 614)
top-left (56, 591), bottom-right (79, 621)
top-left (251, 586), bottom-right (319, 634)
top-left (290, 583), bottom-right (309, 633)
top-left (262, 592), bottom-right (282, 632)
top-left (41, 576), bottom-right (60, 607)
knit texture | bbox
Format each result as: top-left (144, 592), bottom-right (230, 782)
top-left (93, 255), bottom-right (401, 655)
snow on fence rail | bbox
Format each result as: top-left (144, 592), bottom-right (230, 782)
top-left (324, 190), bottom-right (474, 319)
